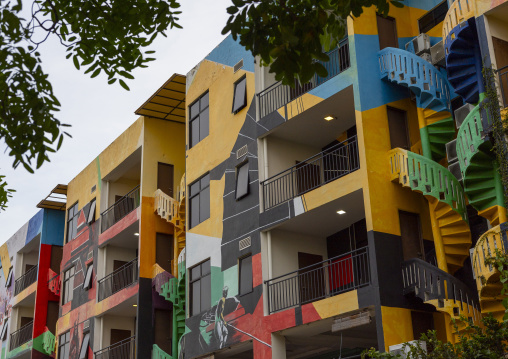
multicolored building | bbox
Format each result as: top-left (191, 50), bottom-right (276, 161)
top-left (181, 0), bottom-right (508, 358)
top-left (0, 199), bottom-right (65, 359)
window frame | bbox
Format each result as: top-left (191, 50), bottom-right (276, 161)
top-left (58, 331), bottom-right (71, 359)
top-left (189, 259), bottom-right (211, 316)
top-left (232, 75), bottom-right (247, 114)
top-left (79, 332), bottom-right (90, 359)
top-left (82, 265), bottom-right (93, 290)
top-left (189, 91), bottom-right (210, 148)
top-left (87, 199), bottom-right (96, 225)
top-left (235, 160), bottom-right (250, 200)
top-left (62, 266), bottom-right (75, 304)
top-left (66, 202), bottom-right (79, 243)
top-left (238, 254), bottom-right (253, 296)
top-left (417, 0), bottom-right (448, 34)
top-left (189, 173), bottom-right (210, 229)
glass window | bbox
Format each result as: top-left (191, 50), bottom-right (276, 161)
top-left (232, 77), bottom-right (247, 114)
top-left (239, 255), bottom-right (253, 295)
top-left (83, 265), bottom-right (93, 290)
top-left (189, 174), bottom-right (210, 228)
top-left (67, 202), bottom-right (79, 242)
top-left (189, 91), bottom-right (210, 148)
top-left (62, 267), bottom-right (75, 304)
top-left (58, 331), bottom-right (71, 359)
top-left (235, 161), bottom-right (249, 200)
top-left (189, 259), bottom-right (211, 316)
top-left (418, 1), bottom-right (448, 34)
top-left (87, 199), bottom-right (96, 224)
top-left (79, 332), bottom-right (90, 359)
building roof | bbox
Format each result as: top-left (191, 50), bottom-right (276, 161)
top-left (36, 184), bottom-right (68, 211)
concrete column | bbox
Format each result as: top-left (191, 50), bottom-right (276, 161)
top-left (271, 333), bottom-right (286, 359)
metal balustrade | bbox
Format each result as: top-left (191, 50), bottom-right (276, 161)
top-left (14, 265), bottom-right (38, 296)
top-left (101, 185), bottom-right (141, 233)
top-left (95, 336), bottom-right (136, 359)
top-left (98, 258), bottom-right (138, 302)
top-left (261, 136), bottom-right (359, 211)
top-left (258, 38), bottom-right (350, 119)
top-left (265, 247), bottom-right (370, 314)
top-left (402, 258), bottom-right (479, 320)
top-left (9, 321), bottom-right (33, 351)
top-left (498, 65), bottom-right (508, 108)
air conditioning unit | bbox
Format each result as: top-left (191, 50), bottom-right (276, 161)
top-left (419, 53), bottom-right (432, 64)
top-left (448, 161), bottom-right (463, 182)
top-left (389, 340), bottom-right (427, 358)
top-left (431, 40), bottom-right (446, 67)
top-left (405, 34), bottom-right (431, 56)
top-left (446, 139), bottom-right (458, 164)
top-left (454, 103), bottom-right (475, 128)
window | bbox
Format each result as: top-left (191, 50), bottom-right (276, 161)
top-left (1, 320), bottom-right (7, 341)
top-left (58, 331), bottom-right (70, 359)
top-left (189, 92), bottom-right (209, 148)
top-left (418, 1), bottom-right (448, 34)
top-left (232, 76), bottom-right (247, 114)
top-left (87, 199), bottom-right (96, 225)
top-left (83, 265), bottom-right (93, 290)
top-left (62, 267), bottom-right (75, 304)
top-left (79, 332), bottom-right (90, 359)
top-left (235, 161), bottom-right (249, 200)
top-left (189, 174), bottom-right (210, 228)
top-left (239, 255), bottom-right (253, 296)
top-left (67, 202), bottom-right (79, 242)
top-left (5, 267), bottom-right (12, 287)
top-left (189, 259), bottom-right (211, 316)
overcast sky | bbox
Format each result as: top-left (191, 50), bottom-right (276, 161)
top-left (0, 0), bottom-right (232, 244)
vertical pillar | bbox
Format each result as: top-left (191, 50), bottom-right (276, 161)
top-left (428, 201), bottom-right (449, 273)
top-left (270, 333), bottom-right (286, 359)
top-left (417, 108), bottom-right (432, 160)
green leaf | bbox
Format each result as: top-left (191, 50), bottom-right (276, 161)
top-left (119, 79), bottom-right (130, 91)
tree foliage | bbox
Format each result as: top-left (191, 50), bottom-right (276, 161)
top-left (222, 0), bottom-right (403, 85)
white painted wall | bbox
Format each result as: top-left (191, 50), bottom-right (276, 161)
top-left (104, 246), bottom-right (137, 276)
top-left (100, 314), bottom-right (136, 348)
top-left (266, 137), bottom-right (320, 179)
top-left (107, 179), bottom-right (140, 210)
top-left (10, 306), bottom-right (34, 333)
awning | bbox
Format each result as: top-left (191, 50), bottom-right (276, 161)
top-left (37, 184), bottom-right (68, 210)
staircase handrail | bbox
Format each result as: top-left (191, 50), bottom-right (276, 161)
top-left (152, 344), bottom-right (173, 359)
top-left (388, 148), bottom-right (467, 221)
top-left (443, 0), bottom-right (477, 41)
top-left (378, 47), bottom-right (451, 111)
top-left (154, 189), bottom-right (178, 222)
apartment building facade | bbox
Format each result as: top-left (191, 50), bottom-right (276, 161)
top-left (0, 203), bottom-right (65, 359)
top-left (181, 0), bottom-right (508, 358)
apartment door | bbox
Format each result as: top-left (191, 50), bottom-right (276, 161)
top-left (158, 163), bottom-right (174, 198)
top-left (377, 14), bottom-right (398, 50)
top-left (399, 211), bottom-right (424, 261)
top-left (156, 233), bottom-right (174, 273)
top-left (110, 329), bottom-right (132, 358)
top-left (296, 161), bottom-right (321, 195)
top-left (298, 253), bottom-right (325, 304)
top-left (411, 311), bottom-right (434, 339)
top-left (387, 107), bottom-right (410, 150)
top-left (154, 309), bottom-right (173, 355)
top-left (492, 37), bottom-right (508, 107)
top-left (46, 301), bottom-right (59, 334)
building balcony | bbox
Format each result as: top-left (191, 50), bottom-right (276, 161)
top-left (14, 265), bottom-right (38, 297)
top-left (101, 185), bottom-right (141, 233)
top-left (95, 335), bottom-right (136, 359)
top-left (261, 135), bottom-right (359, 211)
top-left (98, 258), bottom-right (138, 302)
top-left (9, 320), bottom-right (33, 352)
top-left (257, 38), bottom-right (351, 120)
top-left (265, 246), bottom-right (370, 314)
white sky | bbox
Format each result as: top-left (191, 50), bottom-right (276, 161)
top-left (0, 0), bottom-right (232, 244)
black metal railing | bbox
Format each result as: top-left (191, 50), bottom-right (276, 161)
top-left (402, 258), bottom-right (479, 320)
top-left (14, 265), bottom-right (38, 296)
top-left (98, 258), bottom-right (138, 302)
top-left (9, 320), bottom-right (33, 351)
top-left (95, 335), bottom-right (136, 359)
top-left (101, 185), bottom-right (141, 233)
top-left (498, 65), bottom-right (508, 108)
top-left (258, 38), bottom-right (351, 119)
top-left (265, 247), bottom-right (370, 314)
top-left (261, 136), bottom-right (359, 210)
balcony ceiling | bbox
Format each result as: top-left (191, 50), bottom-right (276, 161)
top-left (486, 1), bottom-right (508, 20)
top-left (101, 221), bottom-right (139, 249)
top-left (103, 147), bottom-right (141, 182)
top-left (135, 73), bottom-right (186, 123)
top-left (269, 85), bottom-right (355, 148)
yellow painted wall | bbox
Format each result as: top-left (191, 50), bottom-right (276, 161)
top-left (381, 306), bottom-right (414, 351)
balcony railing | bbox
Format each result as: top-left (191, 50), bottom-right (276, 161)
top-left (14, 265), bottom-right (38, 296)
top-left (95, 336), bottom-right (136, 359)
top-left (498, 65), bottom-right (508, 108)
top-left (261, 136), bottom-right (359, 210)
top-left (9, 320), bottom-right (33, 351)
top-left (258, 38), bottom-right (351, 119)
top-left (101, 185), bottom-right (141, 233)
top-left (402, 258), bottom-right (479, 320)
top-left (98, 258), bottom-right (138, 302)
top-left (265, 247), bottom-right (370, 314)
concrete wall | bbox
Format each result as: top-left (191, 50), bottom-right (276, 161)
top-left (107, 179), bottom-right (140, 210)
top-left (265, 137), bottom-right (321, 179)
top-left (104, 246), bottom-right (137, 278)
top-left (99, 314), bottom-right (136, 349)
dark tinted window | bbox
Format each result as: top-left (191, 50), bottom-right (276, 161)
top-left (189, 174), bottom-right (210, 228)
top-left (58, 331), bottom-right (71, 359)
top-left (239, 255), bottom-right (253, 295)
top-left (79, 333), bottom-right (90, 359)
top-left (232, 77), bottom-right (247, 114)
top-left (67, 202), bottom-right (79, 242)
top-left (189, 92), bottom-right (210, 148)
top-left (418, 1), bottom-right (448, 34)
top-left (63, 267), bottom-right (75, 304)
top-left (236, 161), bottom-right (249, 200)
top-left (189, 259), bottom-right (211, 316)
top-left (83, 265), bottom-right (93, 290)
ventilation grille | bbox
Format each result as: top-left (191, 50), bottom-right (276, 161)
top-left (234, 59), bottom-right (244, 73)
top-left (87, 251), bottom-right (93, 261)
top-left (91, 185), bottom-right (96, 193)
top-left (83, 319), bottom-right (90, 330)
top-left (236, 145), bottom-right (248, 159)
top-left (239, 237), bottom-right (251, 251)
